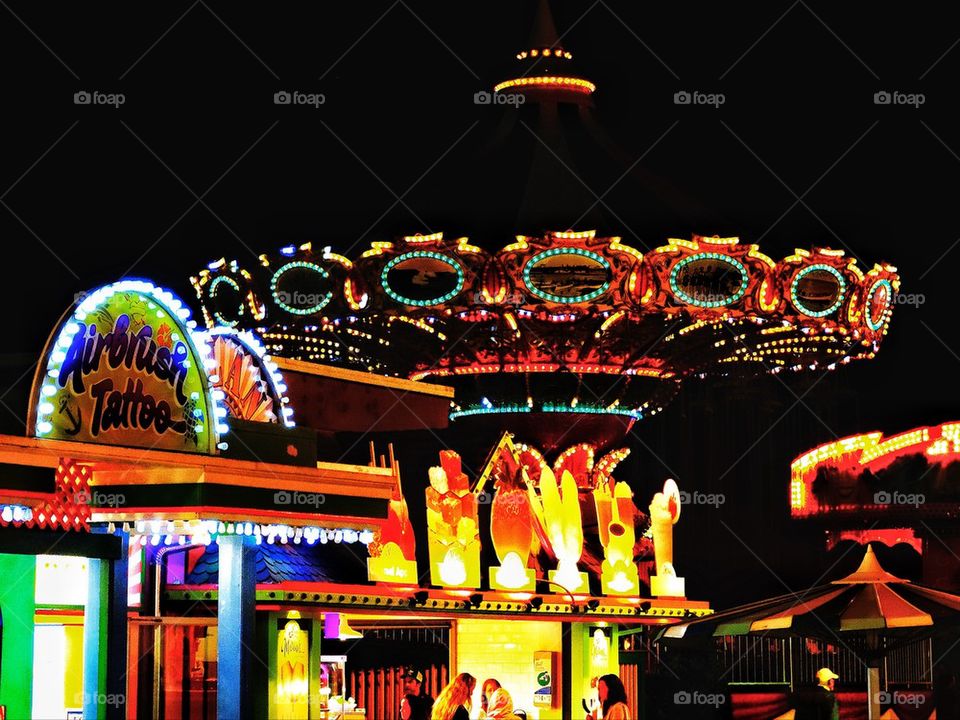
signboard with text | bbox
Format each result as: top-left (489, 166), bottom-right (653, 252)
top-left (30, 281), bottom-right (217, 454)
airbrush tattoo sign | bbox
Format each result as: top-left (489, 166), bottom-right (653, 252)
top-left (31, 283), bottom-right (214, 453)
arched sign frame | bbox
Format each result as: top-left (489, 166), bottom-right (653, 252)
top-left (29, 280), bottom-right (229, 454)
top-left (203, 327), bottom-right (295, 428)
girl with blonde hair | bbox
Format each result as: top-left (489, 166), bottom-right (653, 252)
top-left (432, 673), bottom-right (476, 720)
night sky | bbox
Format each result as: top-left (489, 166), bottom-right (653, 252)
top-left (2, 2), bottom-right (958, 607)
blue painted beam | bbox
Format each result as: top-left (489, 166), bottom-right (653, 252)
top-left (83, 531), bottom-right (129, 720)
top-left (217, 534), bottom-right (257, 719)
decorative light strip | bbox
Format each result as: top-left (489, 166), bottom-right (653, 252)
top-left (865, 278), bottom-right (893, 332)
top-left (552, 230), bottom-right (596, 240)
top-left (494, 76), bottom-right (596, 94)
top-left (594, 448), bottom-right (630, 485)
top-left (1, 504), bottom-right (34, 523)
top-left (748, 246), bottom-right (776, 268)
top-left (542, 403), bottom-right (641, 419)
top-left (609, 236), bottom-right (643, 261)
top-left (860, 428), bottom-right (930, 464)
top-left (204, 328), bottom-right (295, 428)
top-left (501, 236), bottom-right (529, 254)
top-left (655, 238), bottom-right (700, 253)
top-left (790, 477), bottom-right (805, 510)
top-left (523, 247), bottom-right (612, 304)
top-left (846, 260), bottom-right (865, 281)
top-left (34, 280), bottom-right (229, 448)
top-left (411, 363), bottom-right (667, 381)
top-left (360, 241), bottom-right (393, 259)
top-left (700, 236), bottom-right (739, 245)
top-left (128, 518), bottom-right (375, 547)
top-left (388, 315), bottom-right (448, 340)
top-left (758, 278), bottom-right (780, 312)
top-left (790, 264), bottom-right (847, 318)
top-left (270, 261), bottom-right (333, 316)
top-left (403, 232), bottom-right (443, 243)
top-left (449, 404), bottom-right (531, 420)
top-left (595, 310), bottom-right (625, 337)
top-left (208, 276), bottom-right (243, 327)
top-left (381, 251), bottom-right (465, 306)
top-left (456, 237), bottom-right (482, 254)
top-left (344, 277), bottom-right (368, 311)
top-left (515, 47), bottom-right (573, 60)
top-left (450, 402), bottom-right (641, 421)
top-left (322, 247), bottom-right (353, 269)
top-left (669, 253), bottom-right (749, 308)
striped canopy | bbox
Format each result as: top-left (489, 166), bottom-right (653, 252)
top-left (662, 545), bottom-right (960, 642)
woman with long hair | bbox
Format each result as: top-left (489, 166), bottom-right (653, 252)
top-left (480, 678), bottom-right (501, 716)
top-left (485, 687), bottom-right (522, 720)
top-left (595, 674), bottom-right (630, 720)
top-left (432, 673), bottom-right (476, 720)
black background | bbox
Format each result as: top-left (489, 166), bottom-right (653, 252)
top-left (1, 2), bottom-right (958, 608)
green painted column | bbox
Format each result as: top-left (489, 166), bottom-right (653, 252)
top-left (0, 553), bottom-right (36, 720)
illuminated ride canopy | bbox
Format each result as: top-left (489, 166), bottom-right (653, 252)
top-left (192, 231), bottom-right (898, 445)
top-left (791, 421), bottom-right (960, 519)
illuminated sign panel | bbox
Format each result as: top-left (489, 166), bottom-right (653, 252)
top-left (30, 281), bottom-right (223, 453)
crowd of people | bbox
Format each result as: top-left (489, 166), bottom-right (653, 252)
top-left (398, 667), bottom-right (633, 720)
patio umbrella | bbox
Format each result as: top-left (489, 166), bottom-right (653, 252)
top-left (660, 545), bottom-right (960, 719)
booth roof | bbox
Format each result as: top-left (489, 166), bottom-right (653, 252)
top-left (183, 540), bottom-right (370, 586)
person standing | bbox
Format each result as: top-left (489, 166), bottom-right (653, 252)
top-left (400, 667), bottom-right (434, 720)
top-left (586, 674), bottom-right (631, 720)
top-left (432, 673), bottom-right (476, 720)
top-left (480, 678), bottom-right (502, 717)
top-left (484, 688), bottom-right (522, 720)
top-left (792, 667), bottom-right (839, 720)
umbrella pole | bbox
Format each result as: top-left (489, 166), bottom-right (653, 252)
top-left (867, 665), bottom-right (881, 720)
top-left (866, 631), bottom-right (882, 720)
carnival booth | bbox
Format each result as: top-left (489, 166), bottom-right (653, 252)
top-left (0, 277), bottom-right (713, 719)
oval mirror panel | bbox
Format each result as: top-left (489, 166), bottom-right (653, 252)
top-left (383, 252), bottom-right (464, 305)
top-left (671, 254), bottom-right (747, 307)
top-left (867, 279), bottom-right (892, 330)
top-left (525, 249), bottom-right (611, 303)
top-left (271, 262), bottom-right (333, 315)
top-left (209, 276), bottom-right (244, 325)
top-left (793, 266), bottom-right (844, 316)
